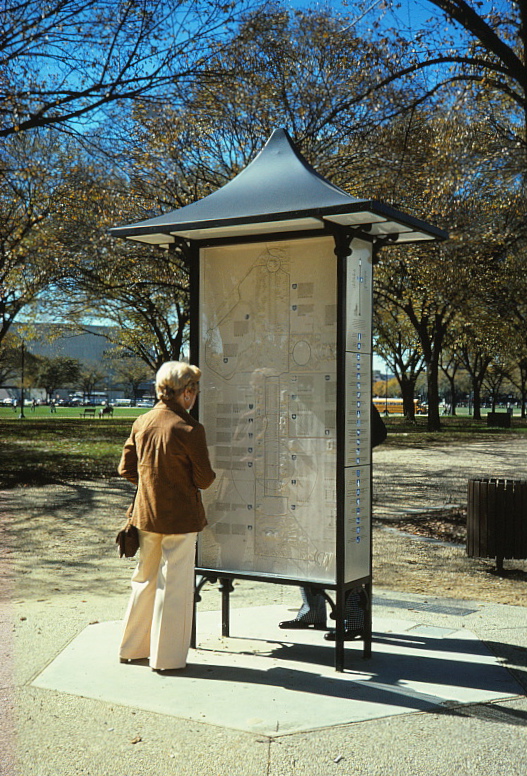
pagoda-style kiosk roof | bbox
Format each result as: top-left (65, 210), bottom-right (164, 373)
top-left (110, 128), bottom-right (447, 247)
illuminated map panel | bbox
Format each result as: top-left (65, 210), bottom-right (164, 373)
top-left (198, 236), bottom-right (338, 583)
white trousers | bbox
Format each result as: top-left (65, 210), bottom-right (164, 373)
top-left (119, 530), bottom-right (197, 670)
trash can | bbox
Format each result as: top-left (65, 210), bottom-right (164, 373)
top-left (486, 412), bottom-right (511, 428)
top-left (467, 478), bottom-right (527, 572)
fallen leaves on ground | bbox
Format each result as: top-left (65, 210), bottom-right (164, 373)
top-left (393, 509), bottom-right (467, 544)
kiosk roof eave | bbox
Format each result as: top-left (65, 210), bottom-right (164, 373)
top-left (112, 205), bottom-right (447, 249)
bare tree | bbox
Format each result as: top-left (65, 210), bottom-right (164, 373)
top-left (0, 0), bottom-right (251, 138)
top-left (0, 132), bottom-right (71, 345)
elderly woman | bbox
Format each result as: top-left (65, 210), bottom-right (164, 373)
top-left (118, 361), bottom-right (215, 672)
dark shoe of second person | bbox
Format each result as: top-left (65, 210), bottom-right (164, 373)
top-left (324, 628), bottom-right (364, 641)
top-left (279, 618), bottom-right (327, 630)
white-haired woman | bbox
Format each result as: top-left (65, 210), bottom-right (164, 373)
top-left (118, 361), bottom-right (215, 671)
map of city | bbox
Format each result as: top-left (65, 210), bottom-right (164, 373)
top-left (198, 237), bottom-right (339, 583)
top-left (197, 235), bottom-right (373, 586)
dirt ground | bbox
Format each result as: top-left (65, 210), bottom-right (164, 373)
top-left (371, 437), bottom-right (527, 606)
top-left (2, 437), bottom-right (527, 607)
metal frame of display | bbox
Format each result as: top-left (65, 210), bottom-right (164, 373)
top-left (188, 227), bottom-right (373, 672)
top-left (110, 129), bottom-right (447, 673)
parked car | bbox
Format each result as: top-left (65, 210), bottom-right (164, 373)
top-left (136, 399), bottom-right (155, 408)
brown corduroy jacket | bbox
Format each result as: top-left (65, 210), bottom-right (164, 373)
top-left (118, 400), bottom-right (216, 534)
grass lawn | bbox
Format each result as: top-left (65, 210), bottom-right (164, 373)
top-left (380, 414), bottom-right (527, 447)
top-left (0, 405), bottom-right (148, 421)
top-left (1, 407), bottom-right (526, 488)
top-left (0, 406), bottom-right (149, 488)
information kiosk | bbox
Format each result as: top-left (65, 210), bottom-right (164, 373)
top-left (111, 129), bottom-right (447, 670)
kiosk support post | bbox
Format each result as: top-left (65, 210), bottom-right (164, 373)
top-left (219, 578), bottom-right (235, 637)
top-left (334, 229), bottom-right (351, 673)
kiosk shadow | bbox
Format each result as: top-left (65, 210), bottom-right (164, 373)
top-left (185, 629), bottom-right (524, 715)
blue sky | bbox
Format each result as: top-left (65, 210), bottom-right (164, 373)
top-left (283, 0), bottom-right (451, 31)
top-left (282, 0), bottom-right (481, 52)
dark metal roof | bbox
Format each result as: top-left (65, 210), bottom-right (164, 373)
top-left (110, 128), bottom-right (447, 246)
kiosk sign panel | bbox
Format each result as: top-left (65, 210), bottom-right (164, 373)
top-left (198, 235), bottom-right (373, 587)
top-left (344, 240), bottom-right (373, 582)
top-left (198, 236), bottom-right (337, 583)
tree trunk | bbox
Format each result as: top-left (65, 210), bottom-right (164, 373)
top-left (427, 356), bottom-right (441, 431)
top-left (449, 375), bottom-right (457, 415)
top-left (472, 381), bottom-right (482, 420)
top-left (409, 312), bottom-right (448, 432)
top-left (400, 378), bottom-right (417, 421)
top-left (519, 373), bottom-right (527, 418)
top-left (520, 368), bottom-right (527, 419)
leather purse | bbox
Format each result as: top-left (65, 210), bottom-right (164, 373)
top-left (116, 498), bottom-right (139, 558)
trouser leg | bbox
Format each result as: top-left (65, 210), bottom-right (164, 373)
top-left (119, 530), bottom-right (163, 661)
top-left (324, 586), bottom-right (366, 641)
top-left (150, 532), bottom-right (197, 670)
top-left (344, 588), bottom-right (366, 630)
top-left (279, 585), bottom-right (327, 629)
top-left (293, 587), bottom-right (365, 629)
top-left (296, 586), bottom-right (327, 623)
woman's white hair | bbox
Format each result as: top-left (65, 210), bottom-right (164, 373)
top-left (155, 361), bottom-right (201, 401)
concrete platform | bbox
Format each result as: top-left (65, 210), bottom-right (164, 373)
top-left (32, 605), bottom-right (522, 737)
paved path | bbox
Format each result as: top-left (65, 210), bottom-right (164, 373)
top-left (7, 587), bottom-right (527, 776)
top-left (3, 438), bottom-right (527, 775)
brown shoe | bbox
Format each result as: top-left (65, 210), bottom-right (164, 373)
top-left (120, 657), bottom-right (147, 663)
